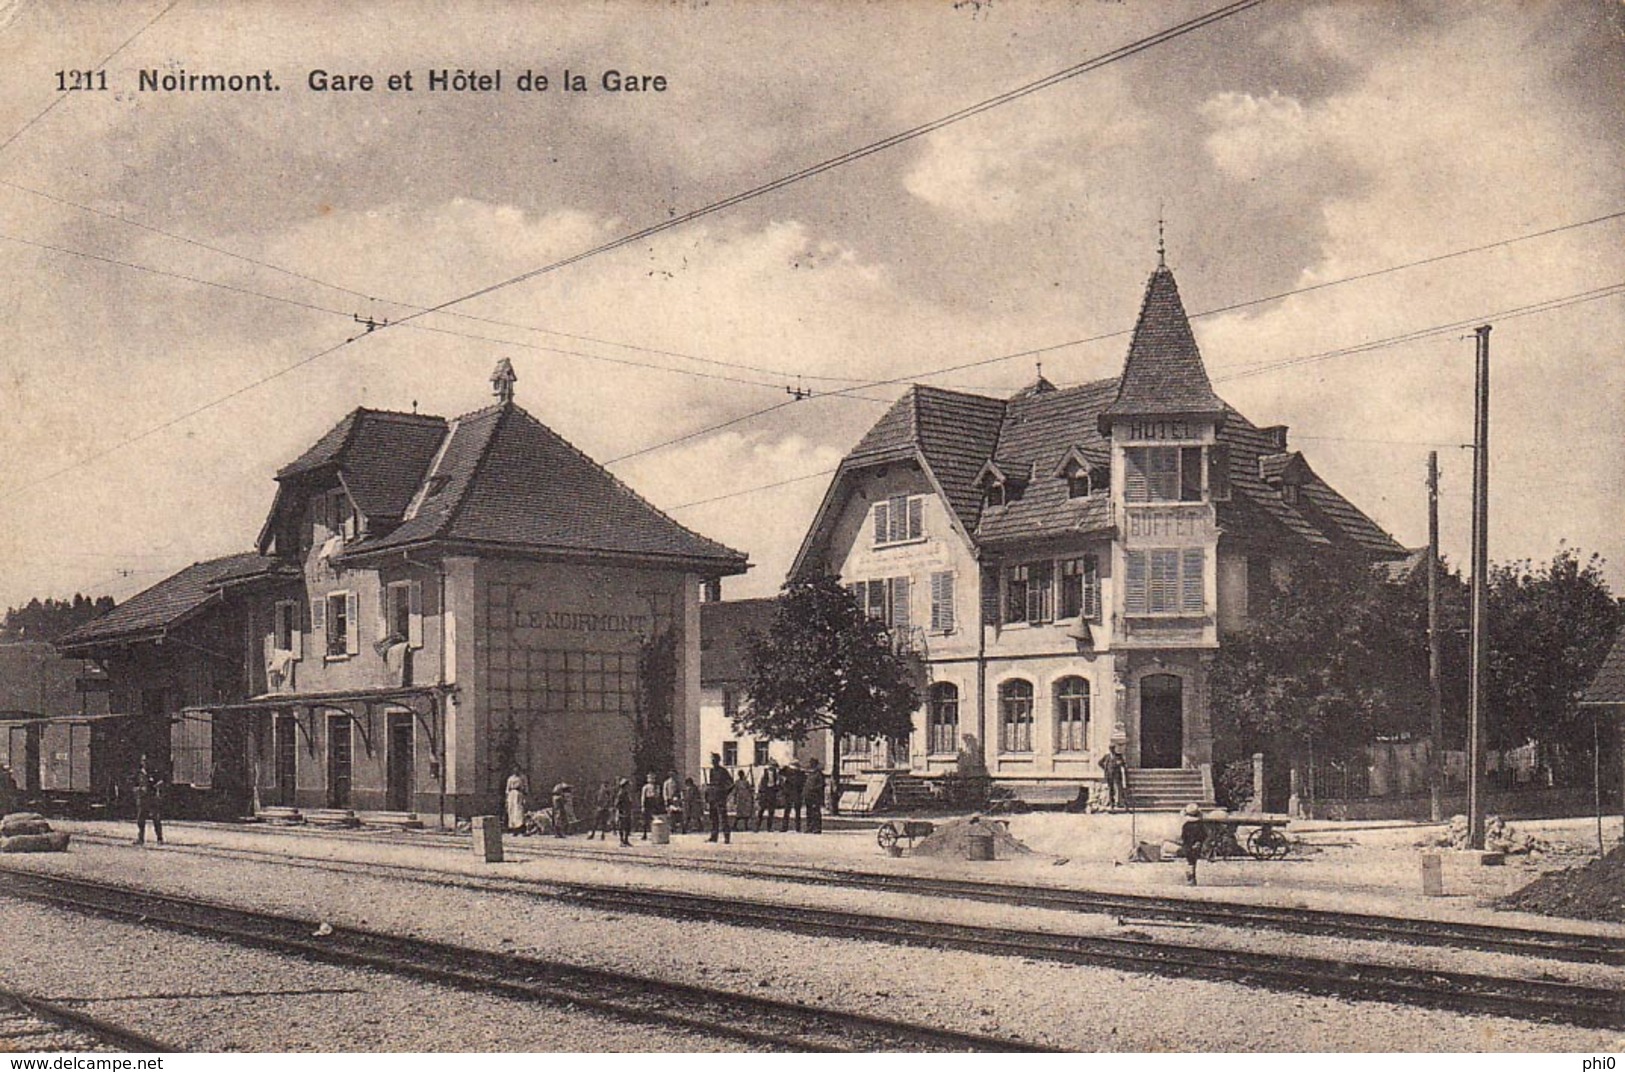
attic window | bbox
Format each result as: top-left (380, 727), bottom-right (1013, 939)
top-left (425, 474), bottom-right (452, 498)
top-left (1066, 471), bottom-right (1091, 499)
top-left (985, 483), bottom-right (1006, 508)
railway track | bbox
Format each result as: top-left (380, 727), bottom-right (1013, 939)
top-left (0, 986), bottom-right (177, 1053)
top-left (15, 838), bottom-right (1625, 1031)
top-left (87, 822), bottom-right (1625, 967)
top-left (0, 870), bottom-right (1049, 1053)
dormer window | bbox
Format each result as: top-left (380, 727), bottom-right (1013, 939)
top-left (985, 483), bottom-right (1006, 508)
top-left (976, 461), bottom-right (1025, 510)
top-left (1066, 470), bottom-right (1091, 499)
top-left (1053, 447), bottom-right (1109, 500)
top-left (315, 487), bottom-right (358, 542)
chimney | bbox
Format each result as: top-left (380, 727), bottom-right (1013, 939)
top-left (1261, 425), bottom-right (1289, 452)
top-left (491, 358), bottom-right (517, 404)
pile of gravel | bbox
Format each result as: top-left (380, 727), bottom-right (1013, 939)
top-left (1499, 844), bottom-right (1625, 922)
top-left (911, 816), bottom-right (1034, 860)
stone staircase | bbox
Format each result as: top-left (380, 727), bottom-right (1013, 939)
top-left (1124, 768), bottom-right (1212, 812)
top-left (887, 774), bottom-right (937, 812)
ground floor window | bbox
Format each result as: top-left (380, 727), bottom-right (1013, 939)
top-left (1055, 676), bottom-right (1089, 752)
top-left (722, 740), bottom-right (738, 767)
top-left (752, 740), bottom-right (770, 766)
top-left (999, 679), bottom-right (1034, 752)
top-left (927, 682), bottom-right (959, 755)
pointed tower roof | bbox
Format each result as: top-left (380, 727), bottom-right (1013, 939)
top-left (1100, 264), bottom-right (1226, 430)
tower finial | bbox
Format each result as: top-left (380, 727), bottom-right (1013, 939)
top-left (1036, 359), bottom-right (1043, 380)
top-left (1156, 205), bottom-right (1166, 268)
top-left (491, 357), bottom-right (516, 404)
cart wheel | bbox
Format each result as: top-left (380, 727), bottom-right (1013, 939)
top-left (877, 823), bottom-right (899, 851)
top-left (1248, 827), bottom-right (1290, 860)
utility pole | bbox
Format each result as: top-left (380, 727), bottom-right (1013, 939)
top-left (1467, 325), bottom-right (1491, 851)
top-left (1427, 451), bottom-right (1443, 823)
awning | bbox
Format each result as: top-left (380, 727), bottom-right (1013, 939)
top-left (0, 712), bottom-right (137, 729)
top-left (182, 684), bottom-right (453, 715)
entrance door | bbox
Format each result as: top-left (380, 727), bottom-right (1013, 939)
top-left (274, 713), bottom-right (297, 807)
top-left (327, 715), bottom-right (352, 809)
top-left (1139, 674), bottom-right (1184, 769)
top-left (386, 713), bottom-right (414, 812)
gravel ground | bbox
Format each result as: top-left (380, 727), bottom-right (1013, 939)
top-left (2, 836), bottom-right (1617, 1051)
top-left (0, 897), bottom-right (741, 1052)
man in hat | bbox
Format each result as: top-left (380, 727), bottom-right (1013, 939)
top-left (1099, 745), bottom-right (1127, 809)
top-left (133, 755), bottom-right (164, 846)
top-left (704, 752), bottom-right (734, 844)
top-left (612, 777), bottom-right (635, 846)
top-left (801, 758), bottom-right (826, 834)
top-left (1179, 803), bottom-right (1206, 886)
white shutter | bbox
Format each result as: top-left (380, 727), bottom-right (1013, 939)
top-left (345, 590), bottom-right (360, 655)
top-left (1124, 448), bottom-right (1149, 503)
top-left (1181, 548), bottom-right (1205, 614)
top-left (888, 496), bottom-right (908, 542)
top-left (1125, 552), bottom-right (1148, 615)
top-left (873, 502), bottom-right (889, 545)
top-left (1084, 556), bottom-right (1100, 621)
top-left (890, 576), bottom-right (911, 629)
top-left (930, 571), bottom-right (955, 633)
top-left (907, 496), bottom-right (923, 540)
top-left (408, 580), bottom-right (424, 649)
top-left (292, 602), bottom-right (303, 661)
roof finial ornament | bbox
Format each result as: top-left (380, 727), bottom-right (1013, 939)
top-left (1156, 205), bottom-right (1166, 268)
top-left (491, 358), bottom-right (517, 404)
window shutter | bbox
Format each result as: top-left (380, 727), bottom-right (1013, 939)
top-left (890, 576), bottom-right (911, 629)
top-left (1124, 448), bottom-right (1148, 503)
top-left (311, 593), bottom-right (326, 634)
top-left (931, 571), bottom-right (955, 633)
top-left (873, 502), bottom-right (889, 546)
top-left (408, 580), bottom-right (424, 649)
top-left (1084, 556), bottom-right (1101, 621)
top-left (290, 603), bottom-right (304, 661)
top-left (1026, 567), bottom-right (1043, 623)
top-left (866, 580), bottom-right (887, 622)
top-left (907, 496), bottom-right (923, 540)
top-left (1208, 444), bottom-right (1231, 501)
top-left (981, 566), bottom-right (1001, 626)
top-left (1151, 550), bottom-right (1179, 613)
top-left (345, 590), bottom-right (360, 655)
top-left (1181, 548), bottom-right (1205, 614)
top-left (1125, 551), bottom-right (1148, 615)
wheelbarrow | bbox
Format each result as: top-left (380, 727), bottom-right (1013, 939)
top-left (876, 819), bottom-right (935, 856)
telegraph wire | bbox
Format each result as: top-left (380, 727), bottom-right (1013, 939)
top-left (0, 1), bottom-right (181, 157)
top-left (643, 283), bottom-right (1625, 512)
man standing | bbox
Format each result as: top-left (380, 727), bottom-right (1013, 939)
top-left (1180, 803), bottom-right (1206, 886)
top-left (802, 759), bottom-right (826, 834)
top-left (779, 759), bottom-right (805, 832)
top-left (133, 755), bottom-right (164, 846)
top-left (639, 772), bottom-right (661, 840)
top-left (662, 770), bottom-right (684, 834)
top-left (1100, 745), bottom-right (1127, 809)
top-left (754, 760), bottom-right (779, 833)
top-left (612, 777), bottom-right (634, 847)
top-left (704, 753), bottom-right (734, 844)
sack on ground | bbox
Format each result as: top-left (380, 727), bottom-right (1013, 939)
top-left (1130, 840), bottom-right (1164, 863)
top-left (0, 813), bottom-right (51, 836)
top-left (0, 831), bottom-right (70, 853)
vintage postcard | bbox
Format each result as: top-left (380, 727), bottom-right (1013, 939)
top-left (0, 0), bottom-right (1621, 1059)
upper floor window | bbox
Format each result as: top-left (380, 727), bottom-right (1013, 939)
top-left (873, 494), bottom-right (924, 546)
top-left (998, 679), bottom-right (1034, 752)
top-left (1124, 446), bottom-right (1204, 504)
top-left (272, 600), bottom-right (302, 657)
top-left (1060, 555), bottom-right (1101, 621)
top-left (849, 577), bottom-right (910, 628)
top-left (1006, 561), bottom-right (1054, 625)
top-left (722, 687), bottom-right (739, 721)
top-left (315, 488), bottom-right (358, 542)
top-left (1124, 548), bottom-right (1205, 616)
top-left (313, 590), bottom-right (359, 659)
top-left (383, 580), bottom-right (423, 649)
top-left (1055, 676), bottom-right (1090, 752)
top-left (1066, 470), bottom-right (1092, 499)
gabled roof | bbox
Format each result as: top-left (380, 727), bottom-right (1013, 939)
top-left (699, 598), bottom-right (776, 685)
top-left (343, 402), bottom-right (748, 572)
top-left (56, 553), bottom-right (296, 652)
top-left (1580, 633), bottom-right (1625, 706)
top-left (275, 408), bottom-right (449, 519)
top-left (1101, 265), bottom-right (1225, 427)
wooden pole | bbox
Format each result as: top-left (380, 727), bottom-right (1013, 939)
top-left (1427, 451), bottom-right (1443, 823)
top-left (1467, 325), bottom-right (1491, 851)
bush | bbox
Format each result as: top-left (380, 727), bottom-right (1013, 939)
top-left (1215, 759), bottom-right (1255, 810)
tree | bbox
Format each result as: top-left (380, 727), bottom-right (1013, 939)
top-left (1, 593), bottom-right (116, 641)
top-left (736, 572), bottom-right (920, 760)
top-left (1209, 554), bottom-right (1440, 767)
top-left (1486, 547), bottom-right (1619, 755)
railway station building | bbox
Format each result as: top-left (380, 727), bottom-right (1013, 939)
top-left (58, 363), bottom-right (748, 823)
top-left (791, 262), bottom-right (1406, 809)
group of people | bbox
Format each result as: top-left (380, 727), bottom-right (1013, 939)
top-left (503, 754), bottom-right (832, 848)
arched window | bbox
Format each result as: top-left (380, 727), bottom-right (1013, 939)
top-left (927, 683), bottom-right (959, 755)
top-left (1055, 676), bottom-right (1090, 752)
top-left (999, 679), bottom-right (1034, 753)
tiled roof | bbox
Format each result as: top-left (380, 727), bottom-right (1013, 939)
top-left (347, 403), bottom-right (748, 571)
top-left (977, 379), bottom-right (1118, 545)
top-left (910, 387), bottom-right (1008, 534)
top-left (276, 408), bottom-right (449, 521)
top-left (700, 598), bottom-right (776, 685)
top-left (1101, 265), bottom-right (1226, 424)
top-left (1581, 633), bottom-right (1625, 705)
top-left (56, 553), bottom-right (295, 650)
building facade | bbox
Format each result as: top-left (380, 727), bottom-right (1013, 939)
top-left (697, 597), bottom-right (825, 786)
top-left (59, 364), bottom-right (747, 822)
top-left (792, 263), bottom-right (1406, 803)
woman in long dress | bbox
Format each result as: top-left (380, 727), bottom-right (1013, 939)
top-left (505, 772), bottom-right (528, 833)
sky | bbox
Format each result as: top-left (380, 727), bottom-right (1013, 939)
top-left (0, 0), bottom-right (1621, 613)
